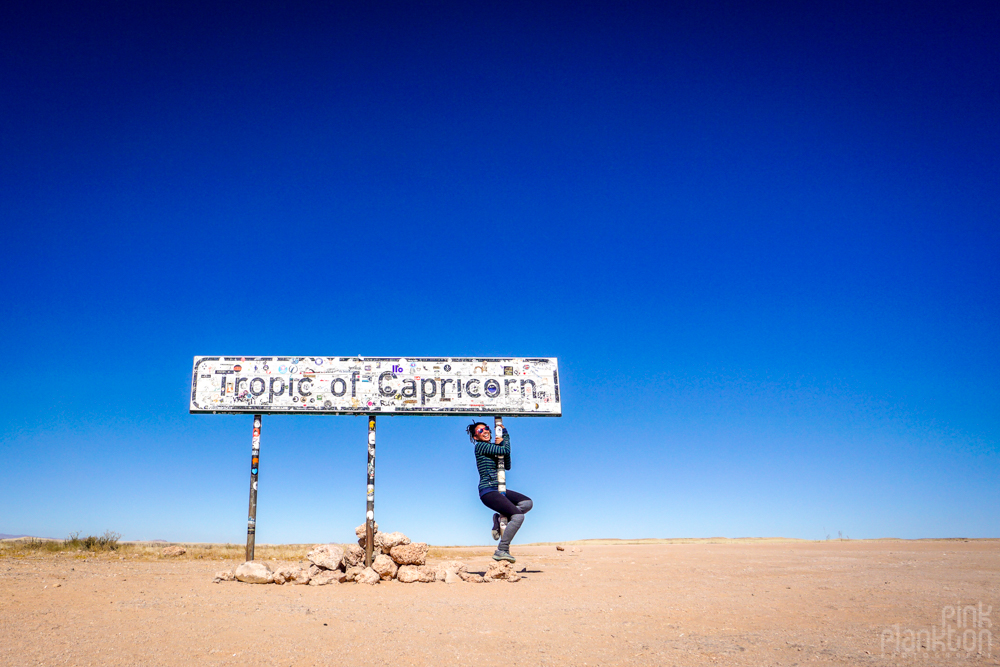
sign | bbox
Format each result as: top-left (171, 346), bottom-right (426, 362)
top-left (190, 356), bottom-right (561, 416)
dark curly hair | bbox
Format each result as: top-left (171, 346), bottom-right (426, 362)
top-left (466, 421), bottom-right (489, 442)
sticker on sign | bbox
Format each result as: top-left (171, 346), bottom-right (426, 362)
top-left (189, 357), bottom-right (561, 416)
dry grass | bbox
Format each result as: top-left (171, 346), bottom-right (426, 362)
top-left (0, 531), bottom-right (122, 557)
top-left (0, 538), bottom-right (318, 562)
top-left (126, 542), bottom-right (317, 561)
top-left (427, 546), bottom-right (495, 560)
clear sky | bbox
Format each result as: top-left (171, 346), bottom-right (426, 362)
top-left (2, 1), bottom-right (997, 545)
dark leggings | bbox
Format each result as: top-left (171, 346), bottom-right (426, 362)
top-left (480, 489), bottom-right (532, 517)
top-left (480, 489), bottom-right (533, 551)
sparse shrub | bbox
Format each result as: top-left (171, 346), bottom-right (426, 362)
top-left (25, 538), bottom-right (64, 553)
top-left (0, 531), bottom-right (121, 557)
top-left (64, 530), bottom-right (121, 552)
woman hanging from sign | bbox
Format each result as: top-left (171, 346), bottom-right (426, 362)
top-left (468, 421), bottom-right (533, 562)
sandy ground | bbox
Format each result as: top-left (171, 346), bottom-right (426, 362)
top-left (2, 539), bottom-right (998, 666)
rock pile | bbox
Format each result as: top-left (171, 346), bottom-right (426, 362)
top-left (214, 523), bottom-right (521, 585)
top-left (484, 560), bottom-right (521, 582)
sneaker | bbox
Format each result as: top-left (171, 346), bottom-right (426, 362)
top-left (492, 550), bottom-right (516, 563)
top-left (491, 513), bottom-right (501, 541)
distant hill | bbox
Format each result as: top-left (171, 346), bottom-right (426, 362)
top-left (0, 533), bottom-right (58, 540)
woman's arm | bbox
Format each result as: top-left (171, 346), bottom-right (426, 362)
top-left (474, 430), bottom-right (510, 457)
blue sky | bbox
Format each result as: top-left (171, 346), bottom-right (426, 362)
top-left (2, 1), bottom-right (997, 545)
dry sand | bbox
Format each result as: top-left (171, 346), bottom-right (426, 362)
top-left (2, 539), bottom-right (998, 666)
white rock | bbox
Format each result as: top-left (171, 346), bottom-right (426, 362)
top-left (343, 543), bottom-right (366, 568)
top-left (396, 565), bottom-right (436, 583)
top-left (433, 560), bottom-right (468, 581)
top-left (307, 544), bottom-right (345, 571)
top-left (212, 569), bottom-right (235, 583)
top-left (380, 531), bottom-right (411, 549)
top-left (235, 561), bottom-right (273, 584)
top-left (289, 568), bottom-right (310, 585)
top-left (274, 567), bottom-right (310, 585)
top-left (485, 561), bottom-right (515, 581)
top-left (354, 567), bottom-right (380, 585)
top-left (308, 569), bottom-right (341, 586)
top-left (389, 542), bottom-right (428, 566)
top-left (371, 554), bottom-right (398, 581)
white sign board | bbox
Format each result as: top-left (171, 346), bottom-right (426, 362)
top-left (190, 356), bottom-right (561, 416)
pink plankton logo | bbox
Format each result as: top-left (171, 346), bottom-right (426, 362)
top-left (881, 602), bottom-right (992, 658)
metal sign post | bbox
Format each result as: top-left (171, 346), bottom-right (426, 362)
top-left (246, 414), bottom-right (261, 561)
top-left (494, 415), bottom-right (507, 537)
top-left (365, 415), bottom-right (376, 567)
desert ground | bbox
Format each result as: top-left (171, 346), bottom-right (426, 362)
top-left (2, 538), bottom-right (998, 666)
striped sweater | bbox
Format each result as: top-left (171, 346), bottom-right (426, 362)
top-left (475, 430), bottom-right (511, 495)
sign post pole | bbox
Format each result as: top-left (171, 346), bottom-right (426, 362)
top-left (365, 415), bottom-right (376, 568)
top-left (246, 414), bottom-right (261, 561)
top-left (494, 415), bottom-right (507, 537)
